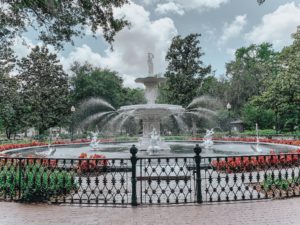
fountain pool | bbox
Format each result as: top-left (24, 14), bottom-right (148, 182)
top-left (5, 141), bottom-right (299, 158)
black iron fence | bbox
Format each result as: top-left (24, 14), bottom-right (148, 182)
top-left (0, 145), bottom-right (300, 205)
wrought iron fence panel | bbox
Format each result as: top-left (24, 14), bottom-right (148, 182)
top-left (201, 154), bottom-right (300, 202)
top-left (64, 158), bottom-right (132, 205)
top-left (137, 157), bottom-right (195, 204)
top-left (0, 157), bottom-right (132, 205)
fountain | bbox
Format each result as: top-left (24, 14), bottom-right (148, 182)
top-left (75, 53), bottom-right (220, 155)
top-left (118, 53), bottom-right (185, 152)
top-left (90, 131), bottom-right (101, 150)
top-left (203, 129), bottom-right (214, 149)
top-left (251, 123), bottom-right (263, 153)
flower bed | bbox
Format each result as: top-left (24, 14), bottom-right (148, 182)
top-left (0, 139), bottom-right (91, 152)
top-left (211, 150), bottom-right (300, 173)
top-left (78, 153), bottom-right (108, 173)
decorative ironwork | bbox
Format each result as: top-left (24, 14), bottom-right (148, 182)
top-left (137, 157), bottom-right (195, 204)
top-left (202, 154), bottom-right (300, 202)
top-left (0, 157), bottom-right (132, 205)
top-left (0, 147), bottom-right (300, 206)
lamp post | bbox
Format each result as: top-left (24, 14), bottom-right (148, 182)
top-left (71, 106), bottom-right (76, 141)
top-left (226, 103), bottom-right (232, 136)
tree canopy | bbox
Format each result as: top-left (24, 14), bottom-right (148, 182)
top-left (251, 27), bottom-right (300, 131)
top-left (18, 46), bottom-right (70, 135)
top-left (162, 33), bottom-right (211, 107)
top-left (70, 62), bottom-right (145, 108)
top-left (0, 44), bottom-right (24, 139)
top-left (225, 43), bottom-right (278, 112)
top-left (1, 0), bottom-right (129, 49)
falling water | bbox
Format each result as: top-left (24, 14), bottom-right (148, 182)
top-left (80, 111), bottom-right (116, 128)
top-left (173, 115), bottom-right (189, 133)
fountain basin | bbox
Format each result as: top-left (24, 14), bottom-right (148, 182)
top-left (4, 140), bottom-right (299, 158)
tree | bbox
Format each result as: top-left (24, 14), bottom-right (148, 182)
top-left (71, 63), bottom-right (124, 108)
top-left (70, 62), bottom-right (145, 108)
top-left (252, 27), bottom-right (300, 132)
top-left (198, 75), bottom-right (230, 101)
top-left (241, 104), bottom-right (275, 130)
top-left (122, 88), bottom-right (146, 106)
top-left (163, 34), bottom-right (211, 107)
top-left (18, 46), bottom-right (70, 135)
top-left (0, 44), bottom-right (25, 139)
top-left (225, 43), bottom-right (278, 112)
top-left (1, 0), bottom-right (129, 49)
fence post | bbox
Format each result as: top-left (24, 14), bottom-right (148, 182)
top-left (130, 145), bottom-right (138, 206)
top-left (194, 144), bottom-right (202, 204)
top-left (18, 158), bottom-right (22, 201)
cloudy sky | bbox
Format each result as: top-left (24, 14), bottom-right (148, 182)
top-left (14, 0), bottom-right (300, 87)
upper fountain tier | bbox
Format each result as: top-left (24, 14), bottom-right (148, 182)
top-left (135, 76), bottom-right (166, 104)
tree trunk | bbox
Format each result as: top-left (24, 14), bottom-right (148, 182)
top-left (5, 128), bottom-right (11, 140)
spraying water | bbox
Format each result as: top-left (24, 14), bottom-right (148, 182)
top-left (74, 53), bottom-right (221, 154)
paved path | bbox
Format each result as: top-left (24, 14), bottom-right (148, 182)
top-left (0, 198), bottom-right (300, 225)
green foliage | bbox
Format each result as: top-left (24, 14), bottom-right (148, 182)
top-left (243, 129), bottom-right (277, 136)
top-left (122, 88), bottom-right (146, 106)
top-left (198, 75), bottom-right (230, 100)
top-left (216, 109), bottom-right (238, 132)
top-left (0, 162), bottom-right (77, 202)
top-left (162, 34), bottom-right (211, 107)
top-left (263, 175), bottom-right (299, 192)
top-left (241, 104), bottom-right (275, 130)
top-left (71, 63), bottom-right (124, 108)
top-left (251, 27), bottom-right (300, 132)
top-left (0, 44), bottom-right (25, 139)
top-left (1, 0), bottom-right (129, 49)
top-left (70, 62), bottom-right (146, 108)
top-left (18, 46), bottom-right (70, 135)
top-left (226, 43), bottom-right (278, 112)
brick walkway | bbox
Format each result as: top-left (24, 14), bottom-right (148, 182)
top-left (0, 199), bottom-right (300, 225)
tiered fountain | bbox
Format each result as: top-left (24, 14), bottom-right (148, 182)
top-left (74, 53), bottom-right (221, 156)
top-left (119, 53), bottom-right (184, 154)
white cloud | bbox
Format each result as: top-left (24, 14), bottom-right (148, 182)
top-left (155, 2), bottom-right (185, 16)
top-left (60, 45), bottom-right (103, 72)
top-left (246, 2), bottom-right (300, 49)
top-left (218, 14), bottom-right (247, 45)
top-left (226, 48), bottom-right (236, 60)
top-left (12, 36), bottom-right (56, 59)
top-left (154, 0), bottom-right (229, 15)
top-left (61, 1), bottom-right (178, 88)
top-left (12, 36), bottom-right (35, 58)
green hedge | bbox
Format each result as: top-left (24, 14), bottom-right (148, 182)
top-left (0, 161), bottom-right (77, 202)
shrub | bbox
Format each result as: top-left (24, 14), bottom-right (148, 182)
top-left (263, 175), bottom-right (300, 192)
top-left (0, 159), bottom-right (77, 202)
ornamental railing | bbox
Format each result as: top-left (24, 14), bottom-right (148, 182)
top-left (0, 145), bottom-right (299, 205)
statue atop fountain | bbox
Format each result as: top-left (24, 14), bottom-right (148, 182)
top-left (135, 53), bottom-right (166, 105)
top-left (203, 129), bottom-right (214, 149)
top-left (147, 53), bottom-right (154, 75)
